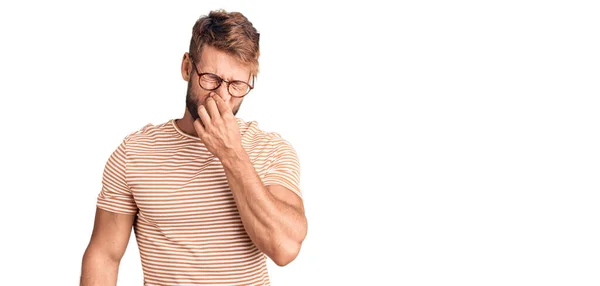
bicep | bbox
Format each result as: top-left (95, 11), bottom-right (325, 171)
top-left (87, 207), bottom-right (136, 261)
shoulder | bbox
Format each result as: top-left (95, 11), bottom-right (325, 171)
top-left (238, 117), bottom-right (298, 155)
top-left (239, 117), bottom-right (293, 145)
top-left (122, 120), bottom-right (172, 146)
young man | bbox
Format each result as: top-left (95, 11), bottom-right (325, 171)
top-left (81, 10), bottom-right (307, 286)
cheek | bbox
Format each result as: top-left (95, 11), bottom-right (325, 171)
top-left (190, 87), bottom-right (210, 103)
top-left (227, 98), bottom-right (239, 107)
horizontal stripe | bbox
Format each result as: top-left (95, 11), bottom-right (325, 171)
top-left (97, 117), bottom-right (301, 285)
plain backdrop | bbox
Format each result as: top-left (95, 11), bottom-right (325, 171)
top-left (1, 0), bottom-right (599, 285)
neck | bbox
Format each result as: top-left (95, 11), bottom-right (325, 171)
top-left (175, 108), bottom-right (199, 138)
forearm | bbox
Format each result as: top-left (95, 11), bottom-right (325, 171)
top-left (221, 148), bottom-right (306, 264)
top-left (80, 248), bottom-right (120, 286)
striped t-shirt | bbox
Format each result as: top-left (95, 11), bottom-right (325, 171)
top-left (96, 117), bottom-right (301, 286)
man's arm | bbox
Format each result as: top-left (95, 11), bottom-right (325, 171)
top-left (193, 94), bottom-right (308, 266)
top-left (221, 148), bottom-right (308, 266)
top-left (80, 208), bottom-right (135, 286)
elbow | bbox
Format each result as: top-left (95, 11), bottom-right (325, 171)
top-left (270, 229), bottom-right (306, 266)
top-left (267, 219), bottom-right (308, 266)
top-left (271, 240), bottom-right (302, 266)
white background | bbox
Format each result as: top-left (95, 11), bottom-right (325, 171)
top-left (1, 0), bottom-right (599, 285)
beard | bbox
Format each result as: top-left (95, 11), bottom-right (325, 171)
top-left (186, 80), bottom-right (202, 121)
top-left (186, 80), bottom-right (240, 121)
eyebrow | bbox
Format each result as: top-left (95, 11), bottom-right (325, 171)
top-left (197, 68), bottom-right (251, 83)
top-left (191, 56), bottom-right (251, 82)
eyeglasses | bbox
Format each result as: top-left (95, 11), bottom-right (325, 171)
top-left (189, 56), bottom-right (254, 98)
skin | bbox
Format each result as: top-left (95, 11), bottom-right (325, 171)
top-left (80, 209), bottom-right (134, 285)
top-left (81, 45), bottom-right (307, 285)
top-left (180, 45), bottom-right (308, 265)
top-left (184, 46), bottom-right (246, 121)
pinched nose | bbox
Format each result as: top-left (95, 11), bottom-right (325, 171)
top-left (207, 91), bottom-right (232, 110)
top-left (211, 83), bottom-right (232, 102)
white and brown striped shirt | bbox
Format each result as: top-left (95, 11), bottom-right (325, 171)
top-left (97, 117), bottom-right (301, 286)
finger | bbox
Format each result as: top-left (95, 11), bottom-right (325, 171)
top-left (212, 93), bottom-right (231, 115)
top-left (205, 95), bottom-right (221, 119)
top-left (193, 118), bottom-right (205, 136)
top-left (198, 104), bottom-right (212, 127)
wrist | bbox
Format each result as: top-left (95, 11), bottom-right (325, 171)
top-left (219, 145), bottom-right (247, 168)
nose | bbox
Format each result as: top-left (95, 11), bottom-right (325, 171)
top-left (212, 83), bottom-right (232, 102)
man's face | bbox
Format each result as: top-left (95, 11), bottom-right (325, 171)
top-left (185, 45), bottom-right (252, 120)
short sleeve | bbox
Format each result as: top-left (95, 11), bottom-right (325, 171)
top-left (96, 138), bottom-right (138, 215)
top-left (262, 140), bottom-right (302, 198)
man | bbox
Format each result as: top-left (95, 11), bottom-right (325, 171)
top-left (81, 10), bottom-right (307, 286)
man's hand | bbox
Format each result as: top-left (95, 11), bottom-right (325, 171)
top-left (193, 94), bottom-right (243, 159)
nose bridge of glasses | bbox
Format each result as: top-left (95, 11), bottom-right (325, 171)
top-left (215, 79), bottom-right (232, 100)
top-left (199, 73), bottom-right (247, 98)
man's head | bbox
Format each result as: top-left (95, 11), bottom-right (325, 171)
top-left (181, 10), bottom-right (260, 120)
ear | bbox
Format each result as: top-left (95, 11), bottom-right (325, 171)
top-left (181, 52), bottom-right (192, 81)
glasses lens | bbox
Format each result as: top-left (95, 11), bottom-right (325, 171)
top-left (199, 74), bottom-right (221, 90)
top-left (229, 82), bottom-right (251, 97)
